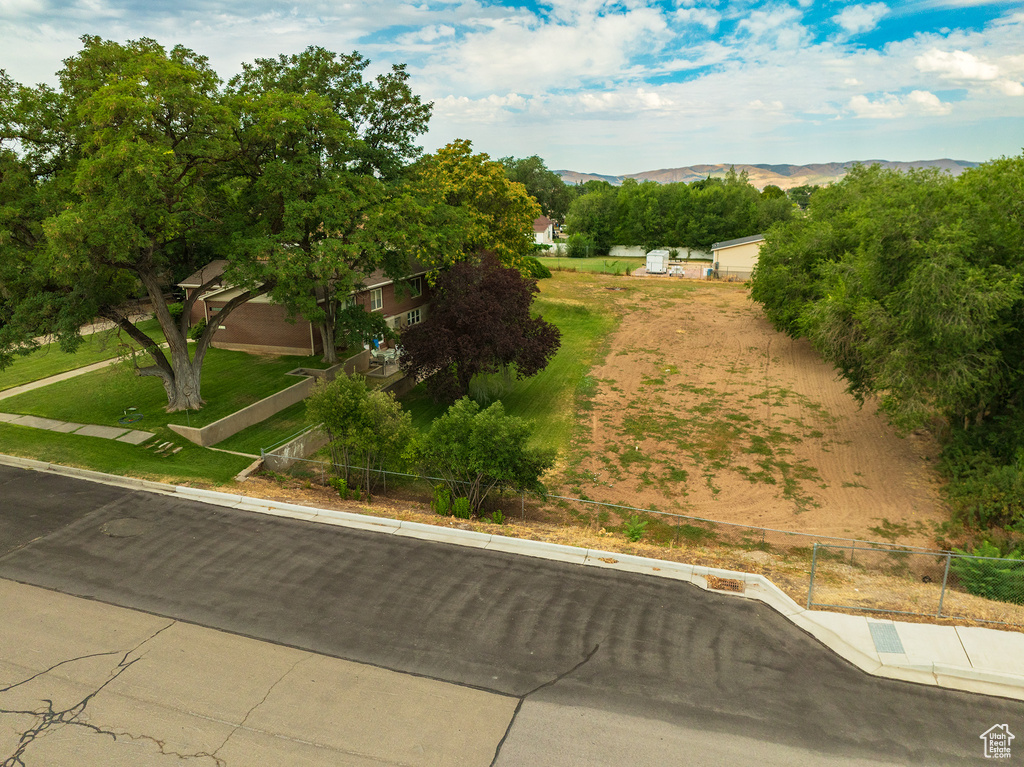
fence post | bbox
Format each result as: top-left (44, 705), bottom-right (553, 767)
top-left (937, 551), bottom-right (952, 618)
top-left (807, 543), bottom-right (819, 609)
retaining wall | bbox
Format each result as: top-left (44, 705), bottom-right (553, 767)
top-left (169, 357), bottom-right (347, 447)
top-left (263, 426), bottom-right (329, 472)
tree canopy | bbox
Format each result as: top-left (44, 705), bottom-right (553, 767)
top-left (564, 169), bottom-right (793, 253)
top-left (399, 251), bottom-right (561, 402)
top-left (0, 36), bottom-right (432, 408)
top-left (750, 156), bottom-right (1024, 531)
top-left (501, 154), bottom-right (574, 220)
top-left (406, 140), bottom-right (541, 273)
top-left (224, 47), bottom-right (430, 363)
top-left (305, 374), bottom-right (412, 492)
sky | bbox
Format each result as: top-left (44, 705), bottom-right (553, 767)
top-left (1, 0), bottom-right (1022, 174)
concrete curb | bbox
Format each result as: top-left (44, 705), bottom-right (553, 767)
top-left (3, 453), bottom-right (1023, 701)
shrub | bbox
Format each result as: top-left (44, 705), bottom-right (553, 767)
top-left (432, 484), bottom-right (452, 516)
top-left (188, 318), bottom-right (207, 342)
top-left (328, 476), bottom-right (360, 500)
top-left (490, 510), bottom-right (506, 525)
top-left (452, 497), bottom-right (472, 519)
top-left (951, 540), bottom-right (1024, 605)
top-left (409, 398), bottom-right (555, 514)
top-left (566, 232), bottom-right (594, 259)
top-left (623, 515), bottom-right (649, 542)
top-left (522, 256), bottom-right (553, 280)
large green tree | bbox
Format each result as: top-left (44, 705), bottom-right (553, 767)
top-left (0, 38), bottom-right (433, 408)
top-left (0, 37), bottom-right (257, 411)
top-left (501, 154), bottom-right (574, 220)
top-left (752, 159), bottom-right (1024, 434)
top-left (225, 47), bottom-right (431, 364)
top-left (406, 140), bottom-right (541, 273)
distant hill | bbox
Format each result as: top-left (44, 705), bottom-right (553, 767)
top-left (556, 159), bottom-right (981, 190)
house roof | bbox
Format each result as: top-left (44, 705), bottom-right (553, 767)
top-left (533, 216), bottom-right (554, 232)
top-left (178, 260), bottom-right (229, 288)
top-left (711, 234), bottom-right (765, 251)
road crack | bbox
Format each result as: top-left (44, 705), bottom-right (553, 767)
top-left (210, 654), bottom-right (310, 760)
top-left (489, 643), bottom-right (601, 767)
top-left (0, 620), bottom-right (177, 766)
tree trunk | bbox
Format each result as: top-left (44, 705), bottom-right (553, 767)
top-left (319, 295), bottom-right (341, 365)
top-left (130, 262), bottom-right (272, 412)
top-left (319, 321), bottom-right (338, 365)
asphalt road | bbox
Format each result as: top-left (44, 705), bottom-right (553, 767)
top-left (0, 463), bottom-right (1020, 765)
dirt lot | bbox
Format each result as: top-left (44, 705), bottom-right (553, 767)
top-left (567, 276), bottom-right (947, 548)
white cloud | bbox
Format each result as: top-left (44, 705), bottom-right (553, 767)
top-left (575, 87), bottom-right (674, 112)
top-left (0, 0), bottom-right (47, 14)
top-left (734, 5), bottom-right (810, 51)
top-left (916, 48), bottom-right (1024, 96)
top-left (916, 48), bottom-right (998, 80)
top-left (848, 89), bottom-right (952, 118)
top-left (427, 4), bottom-right (670, 93)
top-left (833, 3), bottom-right (889, 35)
top-left (434, 92), bottom-right (529, 122)
top-left (396, 24), bottom-right (456, 45)
top-left (675, 7), bottom-right (721, 31)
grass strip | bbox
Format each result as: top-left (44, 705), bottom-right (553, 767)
top-left (0, 347), bottom-right (326, 431)
top-left (0, 422), bottom-right (251, 486)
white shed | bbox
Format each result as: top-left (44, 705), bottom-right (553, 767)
top-left (646, 249), bottom-right (670, 274)
top-left (710, 234), bottom-right (764, 279)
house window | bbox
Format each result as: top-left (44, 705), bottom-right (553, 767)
top-left (406, 308), bottom-right (421, 325)
top-left (408, 277), bottom-right (422, 298)
top-left (370, 288), bottom-right (383, 311)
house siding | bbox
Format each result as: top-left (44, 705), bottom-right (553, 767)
top-left (352, 279), bottom-right (432, 333)
top-left (182, 267), bottom-right (431, 356)
top-left (185, 291), bottom-right (318, 356)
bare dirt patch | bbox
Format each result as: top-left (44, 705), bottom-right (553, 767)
top-left (568, 278), bottom-right (947, 547)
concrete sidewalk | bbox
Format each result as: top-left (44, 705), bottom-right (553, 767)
top-left (0, 411), bottom-right (154, 445)
top-left (3, 453), bottom-right (1023, 703)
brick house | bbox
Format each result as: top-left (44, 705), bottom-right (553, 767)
top-left (178, 260), bottom-right (431, 356)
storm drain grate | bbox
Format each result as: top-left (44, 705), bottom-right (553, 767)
top-left (868, 622), bottom-right (905, 654)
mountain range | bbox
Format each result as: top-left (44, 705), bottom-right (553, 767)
top-left (555, 159), bottom-right (980, 190)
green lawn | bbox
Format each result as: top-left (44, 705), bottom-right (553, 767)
top-left (215, 400), bottom-right (310, 455)
top-left (0, 422), bottom-right (252, 485)
top-left (0, 318), bottom-right (167, 392)
top-left (0, 347), bottom-right (326, 431)
top-left (536, 255), bottom-right (646, 276)
top-left (399, 274), bottom-right (618, 453)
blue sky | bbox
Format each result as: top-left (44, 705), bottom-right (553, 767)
top-left (2, 0), bottom-right (1022, 173)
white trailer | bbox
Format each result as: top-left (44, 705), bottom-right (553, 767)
top-left (646, 249), bottom-right (670, 274)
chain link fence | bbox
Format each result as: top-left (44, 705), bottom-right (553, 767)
top-left (807, 543), bottom-right (1024, 627)
top-left (259, 449), bottom-right (1024, 628)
